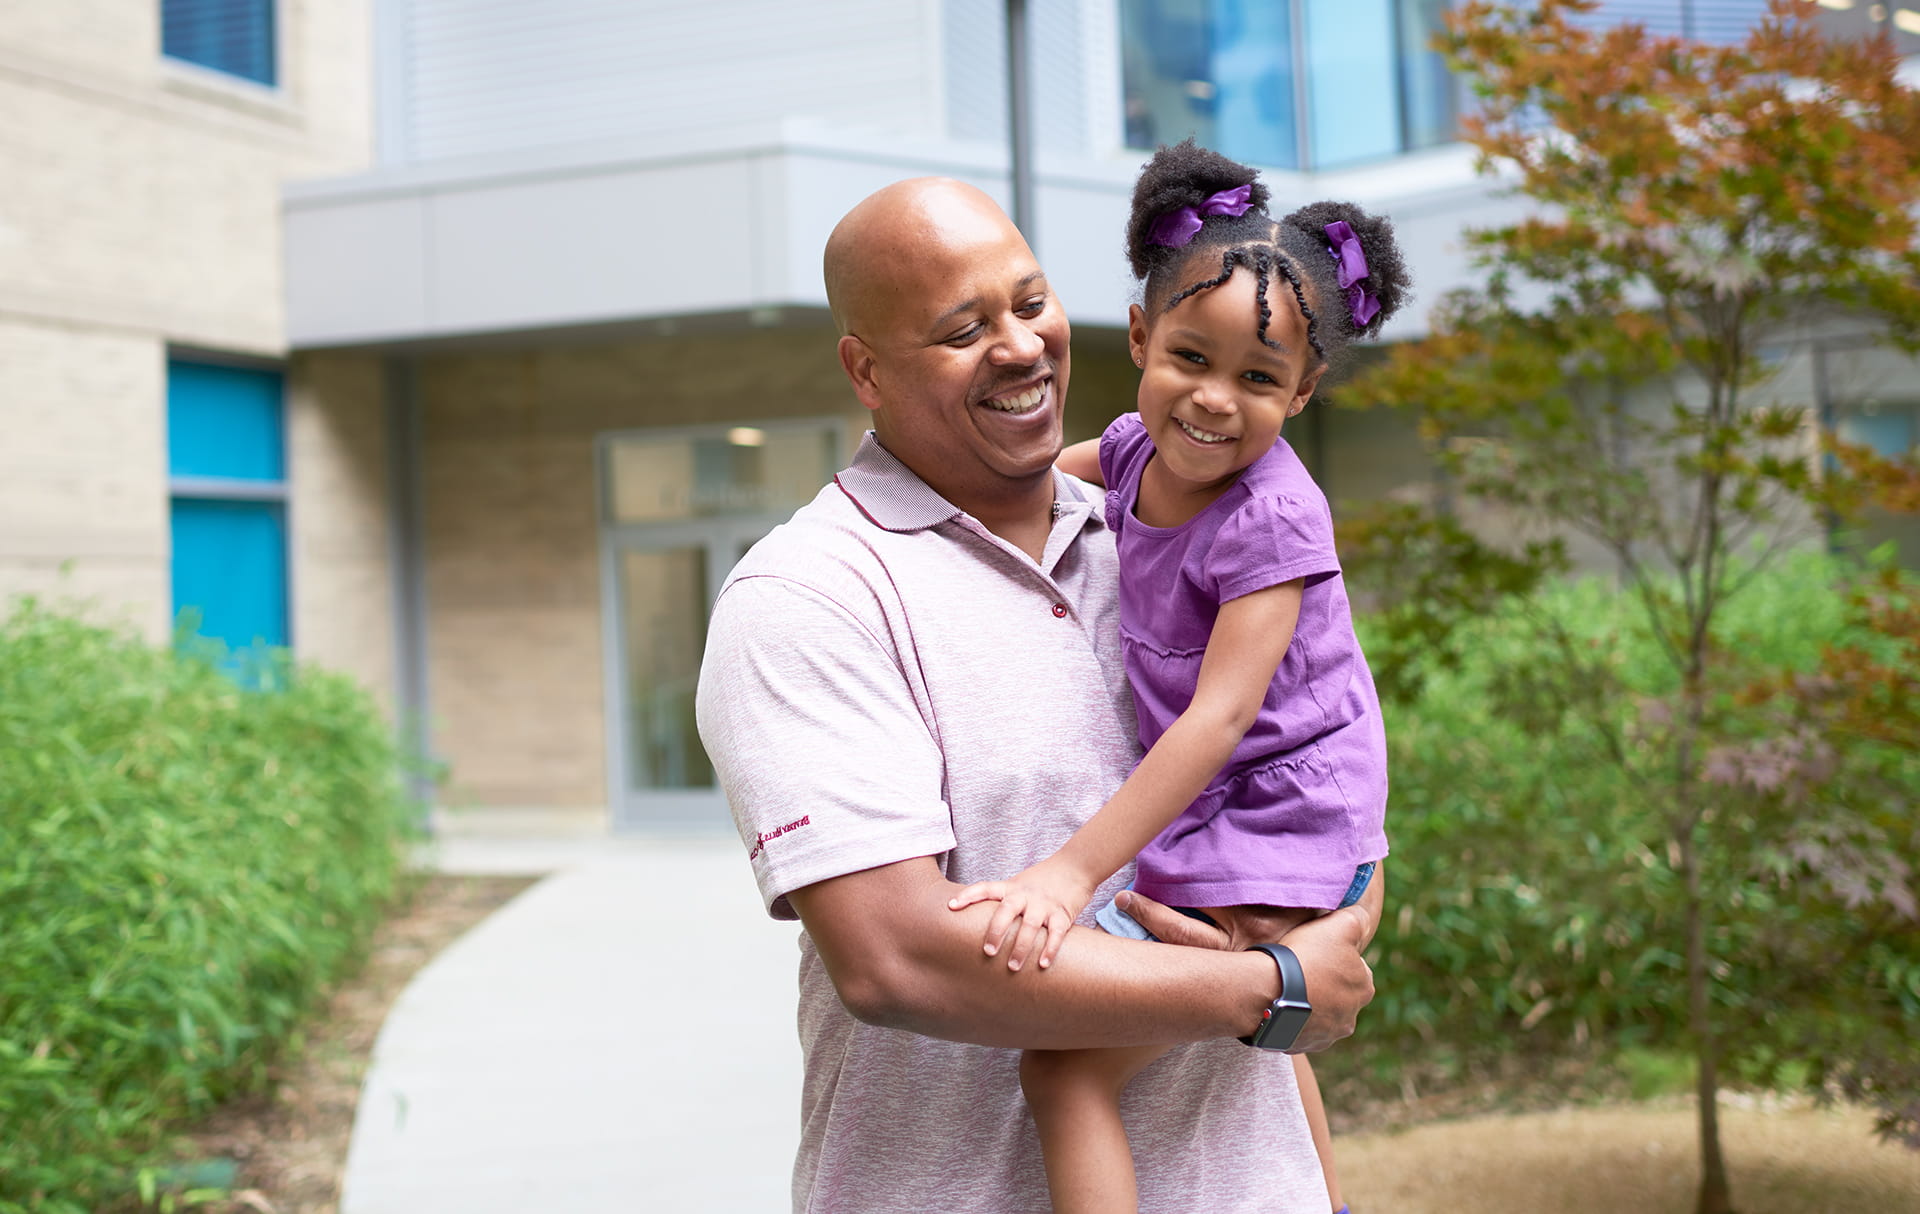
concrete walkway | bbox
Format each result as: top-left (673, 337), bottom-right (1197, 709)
top-left (340, 827), bottom-right (802, 1213)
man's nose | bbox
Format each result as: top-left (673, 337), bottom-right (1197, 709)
top-left (991, 317), bottom-right (1046, 365)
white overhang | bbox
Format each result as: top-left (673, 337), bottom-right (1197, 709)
top-left (283, 119), bottom-right (1507, 351)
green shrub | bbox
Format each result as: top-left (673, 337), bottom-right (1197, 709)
top-left (0, 601), bottom-right (422, 1212)
top-left (1329, 551), bottom-right (1920, 1107)
top-left (1616, 1047), bottom-right (1697, 1101)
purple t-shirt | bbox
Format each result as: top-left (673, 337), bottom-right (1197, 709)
top-left (1100, 412), bottom-right (1389, 910)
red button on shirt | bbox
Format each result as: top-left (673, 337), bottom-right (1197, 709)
top-left (1051, 603), bottom-right (1068, 618)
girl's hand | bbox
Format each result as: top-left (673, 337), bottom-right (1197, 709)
top-left (947, 858), bottom-right (1097, 972)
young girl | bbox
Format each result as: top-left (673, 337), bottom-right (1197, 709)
top-left (948, 140), bottom-right (1409, 1213)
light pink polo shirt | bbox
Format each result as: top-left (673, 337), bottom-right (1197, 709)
top-left (696, 434), bottom-right (1327, 1214)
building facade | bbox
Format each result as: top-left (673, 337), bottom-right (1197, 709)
top-left (282, 0), bottom-right (1523, 831)
top-left (9, 1), bottom-right (1914, 832)
top-left (0, 0), bottom-right (380, 677)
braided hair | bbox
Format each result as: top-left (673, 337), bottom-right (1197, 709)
top-left (1125, 139), bottom-right (1412, 369)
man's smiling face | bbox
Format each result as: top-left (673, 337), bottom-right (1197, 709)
top-left (832, 181), bottom-right (1071, 509)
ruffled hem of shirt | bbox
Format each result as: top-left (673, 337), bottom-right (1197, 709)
top-left (1134, 840), bottom-right (1390, 913)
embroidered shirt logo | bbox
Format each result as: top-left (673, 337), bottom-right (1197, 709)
top-left (748, 814), bottom-right (812, 862)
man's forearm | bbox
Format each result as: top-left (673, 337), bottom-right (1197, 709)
top-left (792, 857), bottom-right (1281, 1050)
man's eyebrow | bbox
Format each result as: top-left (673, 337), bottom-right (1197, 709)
top-left (927, 296), bottom-right (982, 337)
top-left (927, 272), bottom-right (1049, 337)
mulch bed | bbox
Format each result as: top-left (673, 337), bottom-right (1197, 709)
top-left (161, 875), bottom-right (536, 1214)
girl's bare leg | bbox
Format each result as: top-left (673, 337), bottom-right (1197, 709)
top-left (1021, 1044), bottom-right (1169, 1214)
top-left (1293, 1053), bottom-right (1345, 1212)
top-left (1194, 905), bottom-right (1341, 1209)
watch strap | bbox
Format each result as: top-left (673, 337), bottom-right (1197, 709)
top-left (1239, 942), bottom-right (1311, 1050)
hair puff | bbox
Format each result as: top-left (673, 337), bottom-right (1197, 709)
top-left (1279, 201), bottom-right (1412, 342)
top-left (1124, 139), bottom-right (1271, 281)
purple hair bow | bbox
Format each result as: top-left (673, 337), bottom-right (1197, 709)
top-left (1146, 184), bottom-right (1255, 248)
top-left (1324, 220), bottom-right (1381, 328)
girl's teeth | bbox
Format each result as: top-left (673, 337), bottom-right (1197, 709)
top-left (1177, 418), bottom-right (1231, 444)
top-left (985, 384), bottom-right (1045, 413)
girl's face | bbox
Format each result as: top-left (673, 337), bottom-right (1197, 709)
top-left (1129, 265), bottom-right (1323, 497)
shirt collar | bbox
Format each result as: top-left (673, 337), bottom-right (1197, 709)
top-left (834, 432), bottom-right (1106, 535)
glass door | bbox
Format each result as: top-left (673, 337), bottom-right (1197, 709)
top-left (605, 519), bottom-right (779, 826)
top-left (620, 538), bottom-right (713, 796)
top-left (598, 422), bottom-right (842, 829)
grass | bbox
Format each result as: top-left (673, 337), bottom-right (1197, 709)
top-left (1337, 1098), bottom-right (1920, 1212)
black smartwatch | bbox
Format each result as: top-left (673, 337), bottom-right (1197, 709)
top-left (1239, 943), bottom-right (1311, 1051)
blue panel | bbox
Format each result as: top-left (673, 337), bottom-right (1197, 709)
top-left (1121, 0), bottom-right (1215, 154)
top-left (171, 498), bottom-right (288, 650)
top-left (167, 360), bottom-right (285, 482)
top-left (1579, 0), bottom-right (1770, 44)
top-left (1305, 0), bottom-right (1400, 168)
top-left (162, 0), bottom-right (277, 87)
top-left (1840, 412), bottom-right (1915, 459)
top-left (1212, 0), bottom-right (1298, 170)
top-left (1397, 0), bottom-right (1458, 152)
top-left (1120, 0), bottom-right (1302, 169)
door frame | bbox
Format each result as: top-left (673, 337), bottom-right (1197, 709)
top-left (593, 420), bottom-right (846, 832)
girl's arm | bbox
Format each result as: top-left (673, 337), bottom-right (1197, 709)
top-left (949, 577), bottom-right (1307, 970)
top-left (1056, 438), bottom-right (1104, 486)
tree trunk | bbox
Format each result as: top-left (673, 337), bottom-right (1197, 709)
top-left (1681, 825), bottom-right (1736, 1214)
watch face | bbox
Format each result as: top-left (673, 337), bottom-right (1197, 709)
top-left (1246, 1001), bottom-right (1308, 1050)
top-left (1272, 1004), bottom-right (1312, 1050)
top-left (1240, 944), bottom-right (1312, 1050)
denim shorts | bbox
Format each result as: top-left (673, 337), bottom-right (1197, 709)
top-left (1095, 860), bottom-right (1377, 942)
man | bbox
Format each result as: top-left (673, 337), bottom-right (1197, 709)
top-left (695, 178), bottom-right (1380, 1212)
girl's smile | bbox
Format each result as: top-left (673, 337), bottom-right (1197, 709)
top-left (1128, 265), bottom-right (1323, 521)
top-left (1173, 417), bottom-right (1234, 444)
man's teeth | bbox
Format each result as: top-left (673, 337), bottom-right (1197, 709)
top-left (983, 383), bottom-right (1046, 413)
top-left (1177, 418), bottom-right (1232, 444)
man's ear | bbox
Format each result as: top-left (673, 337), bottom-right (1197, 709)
top-left (1289, 365), bottom-right (1327, 417)
top-left (1126, 304), bottom-right (1149, 370)
top-left (838, 335), bottom-right (884, 414)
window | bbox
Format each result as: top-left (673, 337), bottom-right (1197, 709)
top-left (1121, 0), bottom-right (1459, 170)
top-left (167, 359), bottom-right (289, 657)
top-left (1575, 0), bottom-right (1771, 45)
top-left (1838, 405), bottom-right (1917, 460)
top-left (1120, 0), bottom-right (1774, 170)
top-left (162, 0), bottom-right (277, 87)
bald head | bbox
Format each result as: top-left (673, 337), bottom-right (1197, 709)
top-left (819, 176), bottom-right (1069, 527)
top-left (824, 178), bottom-right (1024, 338)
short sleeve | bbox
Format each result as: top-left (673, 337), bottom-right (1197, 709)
top-left (1098, 413), bottom-right (1150, 489)
top-left (695, 576), bottom-right (956, 920)
top-left (1204, 492), bottom-right (1342, 604)
top-left (1099, 413), bottom-right (1150, 534)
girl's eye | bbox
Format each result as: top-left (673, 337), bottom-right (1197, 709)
top-left (1244, 370), bottom-right (1277, 385)
top-left (1174, 349), bottom-right (1205, 365)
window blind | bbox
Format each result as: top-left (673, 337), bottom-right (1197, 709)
top-left (162, 0), bottom-right (276, 86)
